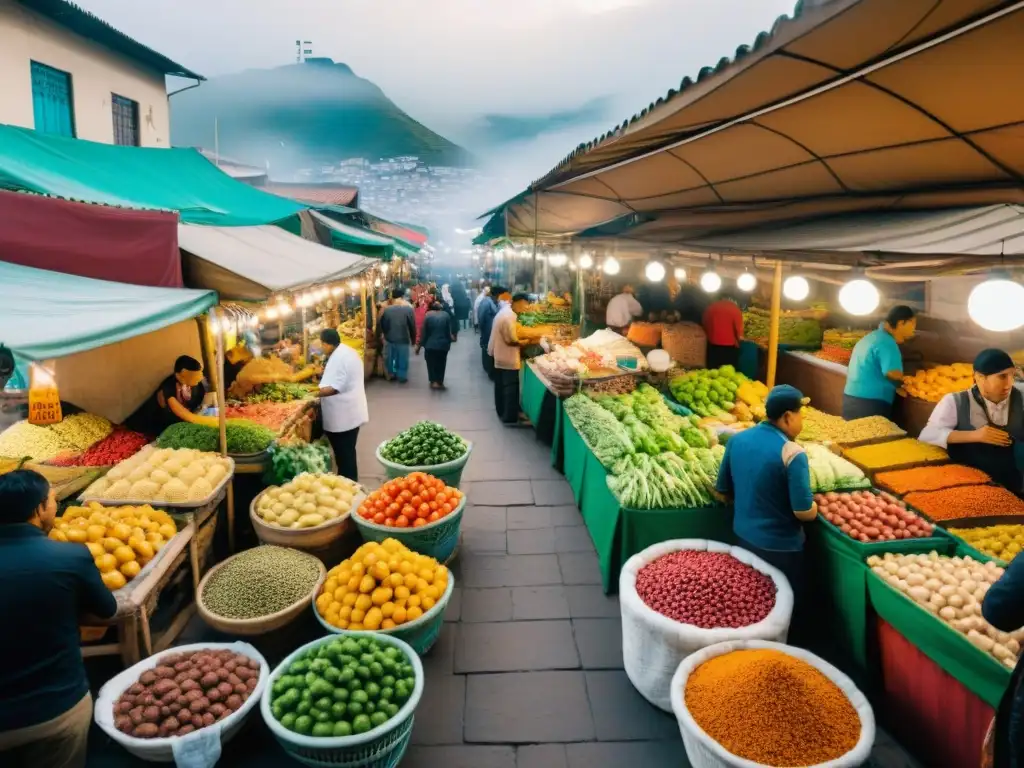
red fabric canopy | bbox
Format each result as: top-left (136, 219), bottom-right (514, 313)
top-left (0, 191), bottom-right (182, 287)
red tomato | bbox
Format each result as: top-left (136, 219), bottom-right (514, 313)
top-left (428, 512), bottom-right (440, 522)
top-left (373, 512), bottom-right (386, 524)
top-left (410, 495), bottom-right (422, 507)
top-left (396, 515), bottom-right (410, 528)
top-left (413, 518), bottom-right (426, 527)
top-left (441, 503), bottom-right (452, 515)
top-left (384, 518), bottom-right (395, 527)
top-left (436, 493), bottom-right (447, 505)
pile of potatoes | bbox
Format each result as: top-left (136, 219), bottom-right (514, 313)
top-left (112, 649), bottom-right (260, 739)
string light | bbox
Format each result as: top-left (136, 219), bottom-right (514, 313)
top-left (348, 280), bottom-right (360, 291)
top-left (645, 262), bottom-right (666, 282)
top-left (579, 253), bottom-right (594, 269)
top-left (548, 253), bottom-right (568, 268)
top-left (700, 270), bottom-right (721, 293)
top-left (603, 257), bottom-right (620, 276)
top-left (674, 267), bottom-right (687, 281)
top-left (838, 278), bottom-right (880, 316)
top-left (783, 276), bottom-right (810, 301)
top-left (737, 272), bottom-right (757, 292)
top-left (968, 276), bottom-right (1024, 331)
top-left (265, 307), bottom-right (279, 320)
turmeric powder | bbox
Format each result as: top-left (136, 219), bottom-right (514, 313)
top-left (685, 649), bottom-right (860, 766)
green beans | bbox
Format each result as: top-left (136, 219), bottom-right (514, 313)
top-left (202, 546), bottom-right (321, 619)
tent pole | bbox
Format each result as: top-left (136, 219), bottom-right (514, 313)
top-left (301, 307), bottom-right (308, 364)
top-left (210, 307), bottom-right (234, 553)
top-left (766, 261), bottom-right (783, 388)
top-left (532, 194), bottom-right (539, 293)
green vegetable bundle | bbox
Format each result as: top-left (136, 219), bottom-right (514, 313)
top-left (608, 450), bottom-right (722, 509)
top-left (669, 367), bottom-right (744, 419)
top-left (803, 443), bottom-right (871, 492)
top-left (380, 421), bottom-right (467, 466)
top-left (518, 307), bottom-right (572, 327)
top-left (265, 439), bottom-right (332, 485)
top-left (248, 382), bottom-right (316, 404)
top-left (157, 419), bottom-right (275, 454)
top-left (563, 394), bottom-right (635, 467)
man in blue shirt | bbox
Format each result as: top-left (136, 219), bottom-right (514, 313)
top-left (715, 385), bottom-right (815, 640)
top-left (477, 285), bottom-right (502, 381)
top-left (0, 470), bottom-right (117, 767)
top-left (843, 305), bottom-right (917, 419)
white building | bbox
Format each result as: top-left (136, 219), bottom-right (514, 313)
top-left (0, 0), bottom-right (202, 147)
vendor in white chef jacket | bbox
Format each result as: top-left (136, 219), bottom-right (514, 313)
top-left (317, 329), bottom-right (368, 483)
top-left (919, 348), bottom-right (1024, 493)
top-left (605, 285), bottom-right (643, 335)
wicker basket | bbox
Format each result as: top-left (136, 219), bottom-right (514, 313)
top-left (580, 372), bottom-right (637, 397)
top-left (374, 442), bottom-right (473, 489)
top-left (249, 486), bottom-right (364, 550)
top-left (313, 576), bottom-right (455, 655)
top-left (261, 632), bottom-right (422, 768)
top-left (351, 497), bottom-right (465, 563)
top-left (662, 323), bottom-right (707, 368)
top-left (196, 548), bottom-right (325, 636)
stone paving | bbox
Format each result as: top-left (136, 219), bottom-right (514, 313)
top-left (86, 335), bottom-right (923, 766)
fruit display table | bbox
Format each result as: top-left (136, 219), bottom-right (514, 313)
top-left (562, 417), bottom-right (734, 593)
top-left (521, 363), bottom-right (561, 447)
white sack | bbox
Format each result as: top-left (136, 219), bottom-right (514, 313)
top-left (619, 539), bottom-right (793, 712)
top-left (670, 639), bottom-right (875, 768)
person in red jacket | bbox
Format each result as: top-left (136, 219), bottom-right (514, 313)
top-left (702, 294), bottom-right (744, 369)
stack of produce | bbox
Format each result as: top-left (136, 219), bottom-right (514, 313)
top-left (743, 307), bottom-right (823, 347)
top-left (842, 438), bottom-right (947, 471)
top-left (338, 313), bottom-right (365, 355)
top-left (669, 366), bottom-right (741, 420)
top-left (902, 363), bottom-right (974, 402)
top-left (379, 422), bottom-right (467, 466)
top-left (50, 503), bottom-right (177, 590)
top-left (797, 407), bottom-right (904, 444)
top-left (157, 419), bottom-right (275, 455)
top-left (83, 446), bottom-right (232, 504)
top-left (635, 550), bottom-right (776, 628)
top-left (803, 443), bottom-right (870, 492)
top-left (247, 382), bottom-right (316, 404)
top-left (0, 421), bottom-right (82, 461)
top-left (227, 356), bottom-right (295, 400)
top-left (201, 546), bottom-right (323, 619)
top-left (875, 464), bottom-right (991, 495)
top-left (357, 472), bottom-right (463, 527)
top-left (268, 635), bottom-right (415, 737)
top-left (223, 402), bottom-right (306, 432)
top-left (904, 485), bottom-right (1024, 521)
top-left (563, 394), bottom-right (636, 466)
top-left (112, 649), bottom-right (261, 739)
top-left (867, 552), bottom-right (1020, 668)
top-left (265, 439), bottom-right (332, 485)
top-left (48, 428), bottom-right (149, 467)
top-left (609, 449), bottom-right (723, 509)
top-left (315, 538), bottom-right (449, 630)
top-left (947, 524), bottom-right (1024, 562)
top-left (517, 295), bottom-right (572, 327)
top-left (533, 344), bottom-right (610, 378)
top-left (684, 648), bottom-right (861, 766)
top-left (823, 328), bottom-right (868, 349)
top-left (254, 473), bottom-right (359, 529)
top-left (813, 345), bottom-right (854, 365)
top-left (815, 490), bottom-right (934, 542)
top-left (48, 413), bottom-right (114, 453)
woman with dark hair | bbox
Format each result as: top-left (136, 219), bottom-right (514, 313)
top-left (0, 470), bottom-right (117, 767)
top-left (126, 354), bottom-right (215, 434)
top-left (417, 301), bottom-right (457, 389)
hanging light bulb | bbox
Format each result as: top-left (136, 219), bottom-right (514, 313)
top-left (265, 306), bottom-right (279, 320)
top-left (838, 278), bottom-right (880, 316)
top-left (737, 272), bottom-right (757, 292)
top-left (674, 267), bottom-right (687, 281)
top-left (374, 277), bottom-right (382, 288)
top-left (579, 253), bottom-right (594, 269)
top-left (700, 270), bottom-right (721, 293)
top-left (603, 257), bottom-right (620, 275)
top-left (279, 302), bottom-right (294, 317)
top-left (348, 279), bottom-right (360, 291)
top-left (548, 253), bottom-right (568, 268)
top-left (783, 275), bottom-right (810, 301)
top-left (645, 261), bottom-right (666, 282)
top-left (968, 275), bottom-right (1024, 332)
top-left (380, 262), bottom-right (389, 275)
top-left (331, 286), bottom-right (343, 297)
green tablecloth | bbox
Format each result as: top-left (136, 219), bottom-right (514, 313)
top-left (562, 417), bottom-right (734, 593)
top-left (522, 363), bottom-right (566, 459)
top-left (866, 568), bottom-right (1011, 708)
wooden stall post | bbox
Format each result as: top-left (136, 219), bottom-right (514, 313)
top-left (301, 306), bottom-right (308, 364)
top-left (532, 194), bottom-right (539, 293)
top-left (211, 308), bottom-right (235, 553)
top-left (767, 261), bottom-right (783, 388)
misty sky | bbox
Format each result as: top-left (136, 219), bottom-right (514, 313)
top-left (78, 0), bottom-right (794, 139)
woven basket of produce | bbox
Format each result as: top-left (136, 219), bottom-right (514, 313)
top-left (353, 488), bottom-right (465, 564)
top-left (375, 422), bottom-right (472, 488)
top-left (197, 546), bottom-right (326, 636)
top-left (670, 640), bottom-right (874, 768)
top-left (261, 632), bottom-right (423, 768)
top-left (661, 323), bottom-right (707, 368)
top-left (249, 472), bottom-right (363, 550)
top-left (620, 540), bottom-right (793, 713)
top-left (580, 372), bottom-right (636, 397)
top-left (94, 642), bottom-right (269, 762)
top-left (312, 538), bottom-right (454, 655)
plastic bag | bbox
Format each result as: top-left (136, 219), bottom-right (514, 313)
top-left (619, 539), bottom-right (793, 712)
top-left (669, 639), bottom-right (875, 768)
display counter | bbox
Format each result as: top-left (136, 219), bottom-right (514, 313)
top-left (777, 351), bottom-right (847, 416)
top-left (521, 363), bottom-right (561, 446)
top-left (893, 394), bottom-right (938, 438)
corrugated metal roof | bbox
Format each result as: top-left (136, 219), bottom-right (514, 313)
top-left (16, 0), bottom-right (203, 80)
top-left (264, 182), bottom-right (359, 207)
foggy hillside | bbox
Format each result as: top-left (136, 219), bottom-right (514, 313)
top-left (170, 59), bottom-right (472, 171)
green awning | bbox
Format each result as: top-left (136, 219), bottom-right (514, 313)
top-left (0, 124), bottom-right (306, 226)
top-left (0, 261), bottom-right (217, 361)
top-left (310, 211), bottom-right (395, 260)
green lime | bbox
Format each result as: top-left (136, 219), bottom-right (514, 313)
top-left (370, 712), bottom-right (388, 728)
top-left (339, 667), bottom-right (355, 683)
top-left (315, 697), bottom-right (333, 712)
top-left (347, 701), bottom-right (364, 716)
top-left (382, 675), bottom-right (396, 687)
top-left (350, 689), bottom-right (369, 705)
top-left (369, 662), bottom-right (384, 678)
top-left (332, 721), bottom-right (353, 737)
top-left (281, 712), bottom-right (297, 731)
top-left (312, 722), bottom-right (334, 737)
top-left (332, 687), bottom-right (349, 702)
top-left (352, 714), bottom-right (372, 734)
top-left (331, 702), bottom-right (348, 719)
top-left (386, 703), bottom-right (399, 718)
top-left (365, 682), bottom-right (381, 698)
top-left (294, 715), bottom-right (313, 735)
top-left (356, 665), bottom-right (371, 680)
top-left (296, 700), bottom-right (312, 716)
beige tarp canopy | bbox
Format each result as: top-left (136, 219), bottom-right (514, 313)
top-left (177, 223), bottom-right (376, 301)
top-left (500, 0), bottom-right (1024, 243)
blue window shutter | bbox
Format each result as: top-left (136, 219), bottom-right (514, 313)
top-left (30, 61), bottom-right (75, 137)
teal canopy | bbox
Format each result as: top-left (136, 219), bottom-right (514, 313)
top-left (0, 261), bottom-right (217, 361)
top-left (0, 124), bottom-right (305, 226)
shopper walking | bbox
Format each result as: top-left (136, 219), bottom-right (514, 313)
top-left (468, 285), bottom-right (479, 331)
top-left (379, 288), bottom-right (417, 384)
top-left (452, 282), bottom-right (471, 331)
top-left (478, 286), bottom-right (500, 380)
top-left (417, 301), bottom-right (457, 389)
top-left (0, 469), bottom-right (117, 768)
top-left (489, 291), bottom-right (531, 426)
top-left (474, 286), bottom-right (491, 335)
top-left (318, 329), bottom-right (369, 481)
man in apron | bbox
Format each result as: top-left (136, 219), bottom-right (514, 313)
top-left (919, 348), bottom-right (1024, 493)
